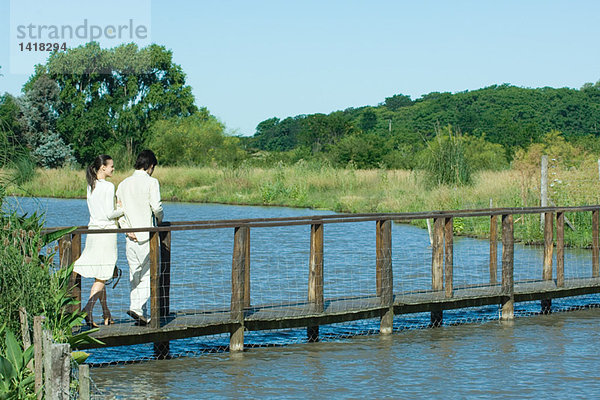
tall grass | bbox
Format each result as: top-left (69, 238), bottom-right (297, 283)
top-left (4, 162), bottom-right (600, 246)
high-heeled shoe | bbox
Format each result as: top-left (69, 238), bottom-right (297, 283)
top-left (84, 312), bottom-right (99, 328)
top-left (102, 311), bottom-right (115, 326)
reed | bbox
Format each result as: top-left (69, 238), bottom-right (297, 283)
top-left (4, 163), bottom-right (600, 245)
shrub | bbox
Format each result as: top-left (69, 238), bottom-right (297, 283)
top-left (420, 126), bottom-right (471, 186)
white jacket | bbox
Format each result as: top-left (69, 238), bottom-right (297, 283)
top-left (116, 170), bottom-right (164, 243)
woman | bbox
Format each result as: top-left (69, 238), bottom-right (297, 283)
top-left (74, 155), bottom-right (124, 327)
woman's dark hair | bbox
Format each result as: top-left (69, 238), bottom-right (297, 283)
top-left (86, 155), bottom-right (112, 192)
top-left (134, 150), bottom-right (158, 170)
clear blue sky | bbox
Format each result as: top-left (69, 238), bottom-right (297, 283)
top-left (1, 0), bottom-right (600, 136)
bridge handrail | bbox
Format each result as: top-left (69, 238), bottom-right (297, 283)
top-left (42, 205), bottom-right (600, 235)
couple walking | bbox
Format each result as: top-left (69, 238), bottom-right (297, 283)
top-left (73, 150), bottom-right (163, 327)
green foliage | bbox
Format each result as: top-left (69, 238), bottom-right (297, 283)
top-left (420, 126), bottom-right (471, 187)
top-left (384, 94), bottom-right (413, 111)
top-left (462, 135), bottom-right (508, 171)
top-left (0, 329), bottom-right (35, 399)
top-left (329, 133), bottom-right (387, 168)
top-left (149, 111), bottom-right (246, 166)
top-left (27, 42), bottom-right (198, 164)
top-left (18, 74), bottom-right (75, 169)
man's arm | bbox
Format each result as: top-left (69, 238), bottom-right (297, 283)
top-left (150, 178), bottom-right (164, 224)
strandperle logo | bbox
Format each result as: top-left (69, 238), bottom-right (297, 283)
top-left (15, 19), bottom-right (148, 41)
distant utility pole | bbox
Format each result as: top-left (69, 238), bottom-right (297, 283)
top-left (540, 155), bottom-right (548, 230)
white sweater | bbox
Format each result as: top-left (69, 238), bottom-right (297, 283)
top-left (86, 179), bottom-right (123, 228)
top-left (116, 170), bottom-right (164, 243)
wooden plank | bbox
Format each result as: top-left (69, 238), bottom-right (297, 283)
top-left (308, 223), bottom-right (324, 341)
top-left (33, 316), bottom-right (44, 399)
top-left (490, 215), bottom-right (498, 285)
top-left (501, 214), bottom-right (514, 320)
top-left (556, 212), bottom-right (565, 288)
top-left (378, 220), bottom-right (393, 334)
top-left (244, 227), bottom-right (251, 308)
top-left (543, 212), bottom-right (553, 281)
top-left (230, 226), bottom-right (248, 351)
top-left (154, 226), bottom-right (171, 358)
top-left (444, 217), bottom-right (453, 299)
top-left (431, 217), bottom-right (444, 326)
top-left (593, 209), bottom-right (599, 278)
top-left (79, 364), bottom-right (90, 400)
top-left (432, 217), bottom-right (444, 291)
top-left (71, 233), bottom-right (82, 313)
top-left (376, 220), bottom-right (382, 297)
top-left (149, 231), bottom-right (161, 330)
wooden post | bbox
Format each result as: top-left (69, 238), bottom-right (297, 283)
top-left (556, 212), bottom-right (565, 288)
top-left (71, 233), bottom-right (82, 312)
top-left (34, 316), bottom-right (44, 400)
top-left (308, 223), bottom-right (324, 341)
top-left (377, 220), bottom-right (393, 334)
top-left (43, 331), bottom-right (70, 400)
top-left (444, 217), bottom-right (453, 299)
top-left (431, 218), bottom-right (444, 326)
top-left (244, 228), bottom-right (251, 308)
top-left (230, 226), bottom-right (248, 352)
top-left (149, 231), bottom-right (161, 330)
top-left (376, 220), bottom-right (382, 297)
top-left (593, 209), bottom-right (599, 278)
top-left (78, 364), bottom-right (90, 400)
top-left (18, 307), bottom-right (33, 371)
top-left (154, 224), bottom-right (172, 358)
top-left (501, 214), bottom-right (514, 320)
top-left (541, 212), bottom-right (553, 313)
top-left (490, 215), bottom-right (498, 285)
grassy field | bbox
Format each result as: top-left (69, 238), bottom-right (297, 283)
top-left (5, 163), bottom-right (600, 246)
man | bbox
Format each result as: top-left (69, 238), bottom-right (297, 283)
top-left (116, 150), bottom-right (164, 325)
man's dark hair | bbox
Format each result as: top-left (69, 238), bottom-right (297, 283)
top-left (134, 150), bottom-right (158, 170)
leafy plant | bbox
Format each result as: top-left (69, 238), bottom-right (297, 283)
top-left (0, 328), bottom-right (35, 399)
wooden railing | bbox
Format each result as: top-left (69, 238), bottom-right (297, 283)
top-left (50, 205), bottom-right (600, 356)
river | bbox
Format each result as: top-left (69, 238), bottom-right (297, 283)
top-left (6, 197), bottom-right (600, 398)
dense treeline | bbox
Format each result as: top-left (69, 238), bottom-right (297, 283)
top-left (247, 83), bottom-right (600, 169)
top-left (2, 43), bottom-right (600, 180)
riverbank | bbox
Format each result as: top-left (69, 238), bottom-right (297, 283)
top-left (4, 164), bottom-right (600, 246)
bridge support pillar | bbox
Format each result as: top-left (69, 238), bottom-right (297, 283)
top-left (501, 214), bottom-right (514, 321)
top-left (230, 226), bottom-right (248, 352)
top-left (377, 220), bottom-right (393, 334)
top-left (308, 223), bottom-right (324, 342)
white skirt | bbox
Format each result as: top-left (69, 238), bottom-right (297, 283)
top-left (73, 224), bottom-right (118, 281)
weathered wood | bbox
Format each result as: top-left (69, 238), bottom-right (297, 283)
top-left (18, 307), bottom-right (31, 349)
top-left (444, 217), bottom-right (453, 299)
top-left (308, 223), bottom-right (324, 341)
top-left (70, 233), bottom-right (82, 313)
top-left (78, 364), bottom-right (90, 400)
top-left (543, 212), bottom-right (553, 281)
top-left (556, 212), bottom-right (565, 288)
top-left (501, 214), bottom-right (514, 320)
top-left (432, 218), bottom-right (444, 291)
top-left (431, 217), bottom-right (444, 326)
top-left (489, 215), bottom-right (498, 285)
top-left (149, 231), bottom-right (161, 330)
top-left (244, 227), bottom-right (251, 308)
top-left (43, 330), bottom-right (70, 400)
top-left (593, 210), bottom-right (599, 278)
top-left (18, 308), bottom-right (33, 371)
top-left (34, 316), bottom-right (44, 400)
top-left (376, 220), bottom-right (382, 297)
top-left (378, 220), bottom-right (393, 334)
top-left (230, 226), bottom-right (248, 351)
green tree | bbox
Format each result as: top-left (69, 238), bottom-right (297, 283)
top-left (384, 94), bottom-right (412, 110)
top-left (26, 42), bottom-right (197, 163)
top-left (149, 110), bottom-right (245, 166)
